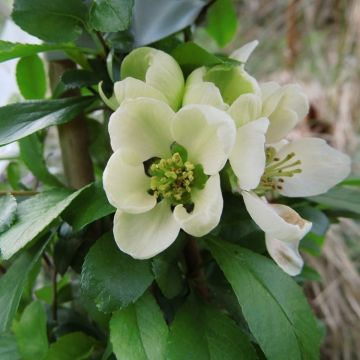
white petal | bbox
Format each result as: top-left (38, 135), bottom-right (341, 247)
top-left (260, 82), bottom-right (281, 105)
top-left (114, 78), bottom-right (168, 105)
top-left (113, 201), bottom-right (181, 259)
top-left (228, 93), bottom-right (262, 127)
top-left (229, 118), bottom-right (269, 191)
top-left (265, 235), bottom-right (304, 276)
top-left (266, 108), bottom-right (298, 143)
top-left (183, 82), bottom-right (228, 110)
top-left (99, 81), bottom-right (118, 110)
top-left (173, 174), bottom-right (223, 237)
top-left (276, 138), bottom-right (351, 197)
top-left (172, 105), bottom-right (236, 175)
top-left (108, 98), bottom-right (174, 159)
top-left (242, 191), bottom-right (312, 242)
top-left (230, 40), bottom-right (259, 63)
top-left (121, 47), bottom-right (184, 110)
top-left (262, 83), bottom-right (309, 143)
top-left (103, 150), bottom-right (156, 214)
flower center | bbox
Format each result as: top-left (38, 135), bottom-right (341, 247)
top-left (148, 144), bottom-right (208, 205)
top-left (256, 147), bottom-right (302, 195)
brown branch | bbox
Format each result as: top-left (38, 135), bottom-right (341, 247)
top-left (184, 237), bottom-right (209, 300)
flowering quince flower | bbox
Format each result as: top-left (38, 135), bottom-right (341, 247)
top-left (183, 40), bottom-right (309, 144)
top-left (103, 98), bottom-right (236, 259)
top-left (232, 136), bottom-right (351, 275)
top-left (99, 47), bottom-right (184, 111)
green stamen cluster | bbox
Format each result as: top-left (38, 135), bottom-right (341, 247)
top-left (149, 152), bottom-right (199, 205)
top-left (256, 147), bottom-right (302, 195)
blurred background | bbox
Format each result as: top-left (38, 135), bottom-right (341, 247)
top-left (1, 0), bottom-right (359, 358)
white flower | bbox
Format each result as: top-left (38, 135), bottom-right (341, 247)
top-left (100, 47), bottom-right (184, 111)
top-left (231, 131), bottom-right (351, 275)
top-left (103, 98), bottom-right (236, 259)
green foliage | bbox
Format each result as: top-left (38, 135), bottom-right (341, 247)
top-left (207, 238), bottom-right (321, 360)
top-left (166, 295), bottom-right (257, 360)
top-left (44, 332), bottom-right (96, 360)
top-left (0, 238), bottom-right (49, 332)
top-left (63, 182), bottom-right (115, 231)
top-left (205, 0), bottom-right (238, 47)
top-left (0, 97), bottom-right (95, 146)
top-left (13, 301), bottom-right (48, 360)
top-left (110, 292), bottom-right (168, 360)
top-left (81, 233), bottom-right (153, 313)
top-left (0, 333), bottom-right (20, 360)
top-left (0, 41), bottom-right (95, 63)
top-left (12, 0), bottom-right (88, 43)
top-left (308, 185), bottom-right (360, 215)
top-left (19, 134), bottom-right (63, 187)
top-left (16, 55), bottom-right (46, 100)
top-left (90, 0), bottom-right (135, 32)
top-left (171, 42), bottom-right (241, 76)
top-left (0, 188), bottom-right (86, 260)
top-left (0, 195), bottom-right (17, 234)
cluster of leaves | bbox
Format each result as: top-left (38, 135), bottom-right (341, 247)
top-left (0, 0), bottom-right (359, 359)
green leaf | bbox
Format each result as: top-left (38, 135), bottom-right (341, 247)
top-left (205, 0), bottom-right (238, 47)
top-left (110, 292), bottom-right (168, 360)
top-left (0, 187), bottom-right (86, 260)
top-left (308, 186), bottom-right (360, 215)
top-left (0, 41), bottom-right (95, 63)
top-left (0, 195), bottom-right (17, 234)
top-left (0, 96), bottom-right (95, 146)
top-left (90, 0), bottom-right (134, 32)
top-left (61, 69), bottom-right (104, 90)
top-left (13, 301), bottom-right (48, 360)
top-left (62, 182), bottom-right (115, 231)
top-left (19, 134), bottom-right (63, 187)
top-left (12, 0), bottom-right (88, 43)
top-left (166, 296), bottom-right (257, 360)
top-left (6, 162), bottom-right (22, 190)
top-left (81, 233), bottom-right (153, 313)
top-left (0, 333), bottom-right (20, 360)
top-left (0, 237), bottom-right (49, 332)
top-left (207, 238), bottom-right (321, 360)
top-left (44, 332), bottom-right (96, 360)
top-left (171, 42), bottom-right (240, 76)
top-left (16, 55), bottom-right (46, 100)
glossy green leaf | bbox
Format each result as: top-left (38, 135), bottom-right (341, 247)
top-left (0, 187), bottom-right (86, 260)
top-left (90, 0), bottom-right (134, 32)
top-left (205, 0), bottom-right (238, 47)
top-left (0, 96), bottom-right (94, 146)
top-left (19, 134), bottom-right (63, 187)
top-left (44, 332), bottom-right (96, 360)
top-left (61, 69), bottom-right (104, 90)
top-left (207, 238), bottom-right (321, 360)
top-left (62, 182), bottom-right (115, 231)
top-left (0, 195), bottom-right (17, 234)
top-left (0, 41), bottom-right (95, 63)
top-left (16, 55), bottom-right (46, 100)
top-left (12, 0), bottom-right (88, 43)
top-left (171, 42), bottom-right (240, 76)
top-left (13, 301), bottom-right (48, 360)
top-left (308, 186), bottom-right (360, 215)
top-left (81, 233), bottom-right (153, 313)
top-left (0, 333), bottom-right (20, 360)
top-left (0, 237), bottom-right (49, 332)
top-left (166, 296), bottom-right (257, 360)
top-left (110, 292), bottom-right (168, 360)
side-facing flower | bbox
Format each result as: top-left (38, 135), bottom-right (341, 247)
top-left (100, 47), bottom-right (184, 111)
top-left (231, 133), bottom-right (351, 275)
top-left (103, 98), bottom-right (236, 259)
